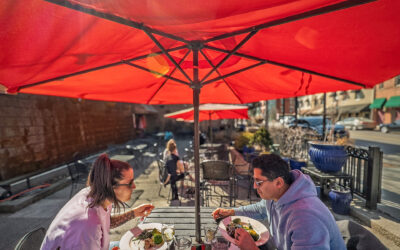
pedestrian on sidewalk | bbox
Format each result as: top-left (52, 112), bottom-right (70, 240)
top-left (41, 154), bottom-right (154, 250)
top-left (212, 154), bottom-right (346, 250)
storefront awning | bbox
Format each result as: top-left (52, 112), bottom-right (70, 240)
top-left (369, 98), bottom-right (386, 109)
top-left (384, 96), bottom-right (400, 108)
top-left (338, 104), bottom-right (370, 115)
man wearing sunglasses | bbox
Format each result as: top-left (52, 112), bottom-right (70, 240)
top-left (212, 154), bottom-right (345, 250)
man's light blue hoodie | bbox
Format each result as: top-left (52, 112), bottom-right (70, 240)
top-left (234, 170), bottom-right (346, 250)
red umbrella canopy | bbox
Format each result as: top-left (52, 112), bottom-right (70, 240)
top-left (165, 104), bottom-right (248, 122)
top-left (1, 0), bottom-right (400, 104)
top-left (2, 0), bottom-right (400, 243)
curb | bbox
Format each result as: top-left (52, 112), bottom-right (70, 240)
top-left (0, 178), bottom-right (71, 213)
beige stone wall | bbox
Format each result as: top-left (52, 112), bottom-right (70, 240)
top-left (0, 94), bottom-right (137, 180)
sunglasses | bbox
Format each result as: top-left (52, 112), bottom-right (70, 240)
top-left (254, 179), bottom-right (268, 187)
top-left (114, 179), bottom-right (134, 187)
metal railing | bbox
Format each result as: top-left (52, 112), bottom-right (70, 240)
top-left (276, 130), bottom-right (383, 210)
top-left (342, 146), bottom-right (383, 209)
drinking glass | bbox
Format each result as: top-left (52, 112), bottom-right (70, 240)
top-left (202, 226), bottom-right (216, 244)
top-left (161, 225), bottom-right (175, 245)
top-left (174, 236), bottom-right (192, 250)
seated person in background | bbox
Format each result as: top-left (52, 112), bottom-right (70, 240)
top-left (163, 139), bottom-right (194, 200)
top-left (212, 154), bottom-right (346, 250)
top-left (199, 131), bottom-right (207, 145)
top-left (41, 154), bottom-right (154, 250)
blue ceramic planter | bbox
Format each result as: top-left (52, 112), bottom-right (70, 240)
top-left (289, 159), bottom-right (307, 171)
top-left (308, 142), bottom-right (347, 172)
top-left (329, 189), bottom-right (352, 215)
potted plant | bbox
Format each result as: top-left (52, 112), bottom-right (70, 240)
top-left (328, 184), bottom-right (352, 215)
top-left (308, 132), bottom-right (352, 173)
top-left (234, 131), bottom-right (254, 154)
top-left (249, 127), bottom-right (273, 153)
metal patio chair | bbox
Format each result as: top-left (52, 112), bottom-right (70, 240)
top-left (68, 154), bottom-right (90, 198)
top-left (14, 227), bottom-right (46, 250)
top-left (201, 160), bottom-right (235, 207)
top-left (336, 220), bottom-right (386, 250)
top-left (157, 159), bottom-right (172, 203)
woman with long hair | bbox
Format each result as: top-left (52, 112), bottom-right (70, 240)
top-left (163, 139), bottom-right (194, 200)
top-left (41, 154), bottom-right (154, 250)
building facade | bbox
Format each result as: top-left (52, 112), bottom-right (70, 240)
top-left (371, 76), bottom-right (400, 124)
top-left (297, 88), bottom-right (373, 121)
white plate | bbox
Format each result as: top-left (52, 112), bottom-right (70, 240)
top-left (218, 216), bottom-right (269, 247)
top-left (120, 223), bottom-right (170, 250)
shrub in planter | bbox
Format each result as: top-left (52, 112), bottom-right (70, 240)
top-left (234, 132), bottom-right (253, 152)
top-left (250, 127), bottom-right (273, 152)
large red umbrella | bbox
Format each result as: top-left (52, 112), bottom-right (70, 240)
top-left (1, 0), bottom-right (400, 242)
top-left (164, 104), bottom-right (248, 122)
top-left (165, 104), bottom-right (248, 142)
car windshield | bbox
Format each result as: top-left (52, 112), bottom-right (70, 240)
top-left (299, 117), bottom-right (332, 126)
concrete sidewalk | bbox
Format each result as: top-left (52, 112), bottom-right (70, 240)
top-left (1, 135), bottom-right (399, 249)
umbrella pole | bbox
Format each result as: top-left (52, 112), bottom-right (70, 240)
top-left (209, 112), bottom-right (212, 143)
top-left (192, 46), bottom-right (202, 244)
top-left (265, 100), bottom-right (269, 130)
top-left (323, 93), bottom-right (327, 140)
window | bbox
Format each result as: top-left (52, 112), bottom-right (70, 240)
top-left (355, 90), bottom-right (364, 99)
top-left (379, 83), bottom-right (384, 89)
top-left (395, 76), bottom-right (400, 87)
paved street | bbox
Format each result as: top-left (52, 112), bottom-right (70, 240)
top-left (350, 130), bottom-right (400, 148)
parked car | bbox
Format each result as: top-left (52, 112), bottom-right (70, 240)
top-left (279, 116), bottom-right (295, 127)
top-left (379, 119), bottom-right (400, 133)
top-left (288, 116), bottom-right (348, 139)
top-left (336, 117), bottom-right (377, 130)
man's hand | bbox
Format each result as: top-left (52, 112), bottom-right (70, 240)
top-left (234, 228), bottom-right (258, 250)
top-left (212, 208), bottom-right (234, 220)
top-left (133, 204), bottom-right (155, 218)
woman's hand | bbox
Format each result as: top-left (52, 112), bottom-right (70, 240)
top-left (234, 228), bottom-right (258, 250)
top-left (212, 208), bottom-right (234, 220)
top-left (133, 204), bottom-right (155, 218)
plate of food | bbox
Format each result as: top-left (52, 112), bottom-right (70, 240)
top-left (218, 216), bottom-right (269, 246)
top-left (120, 223), bottom-right (174, 250)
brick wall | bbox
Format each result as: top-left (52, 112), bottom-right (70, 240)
top-left (0, 94), bottom-right (137, 180)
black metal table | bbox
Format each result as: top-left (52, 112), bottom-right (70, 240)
top-left (302, 167), bottom-right (353, 196)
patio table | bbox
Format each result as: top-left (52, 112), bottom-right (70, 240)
top-left (115, 206), bottom-right (275, 249)
top-left (131, 144), bottom-right (148, 151)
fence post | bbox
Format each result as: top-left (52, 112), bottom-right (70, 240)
top-left (366, 147), bottom-right (382, 209)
